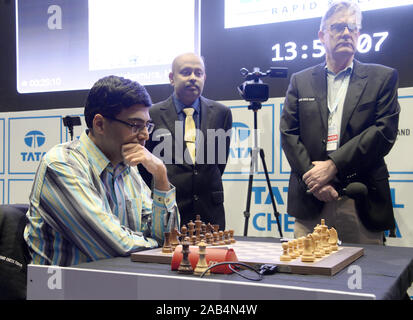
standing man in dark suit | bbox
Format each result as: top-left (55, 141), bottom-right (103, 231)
top-left (280, 1), bottom-right (400, 244)
top-left (143, 53), bottom-right (232, 229)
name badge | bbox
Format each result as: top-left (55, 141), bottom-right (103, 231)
top-left (327, 123), bottom-right (338, 151)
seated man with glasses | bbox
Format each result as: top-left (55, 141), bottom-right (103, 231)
top-left (280, 1), bottom-right (400, 244)
top-left (24, 75), bottom-right (179, 266)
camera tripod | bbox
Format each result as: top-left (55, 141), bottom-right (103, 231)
top-left (243, 102), bottom-right (283, 238)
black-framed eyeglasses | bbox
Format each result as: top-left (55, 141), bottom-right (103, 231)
top-left (328, 22), bottom-right (359, 35)
top-left (103, 116), bottom-right (155, 134)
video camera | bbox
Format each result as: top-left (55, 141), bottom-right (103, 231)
top-left (238, 67), bottom-right (288, 107)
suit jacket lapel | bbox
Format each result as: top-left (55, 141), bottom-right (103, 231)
top-left (158, 96), bottom-right (186, 165)
top-left (340, 60), bottom-right (368, 139)
top-left (312, 63), bottom-right (329, 133)
top-left (198, 96), bottom-right (213, 164)
top-left (158, 96), bottom-right (179, 133)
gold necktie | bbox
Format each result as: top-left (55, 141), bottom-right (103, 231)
top-left (183, 108), bottom-right (196, 163)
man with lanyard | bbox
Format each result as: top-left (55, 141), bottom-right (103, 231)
top-left (280, 1), bottom-right (400, 244)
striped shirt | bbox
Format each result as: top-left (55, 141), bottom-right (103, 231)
top-left (24, 131), bottom-right (179, 266)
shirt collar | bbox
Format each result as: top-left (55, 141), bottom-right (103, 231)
top-left (325, 61), bottom-right (354, 78)
top-left (172, 92), bottom-right (201, 115)
top-left (79, 130), bottom-right (129, 176)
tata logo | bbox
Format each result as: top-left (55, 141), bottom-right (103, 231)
top-left (24, 130), bottom-right (46, 148)
top-left (21, 130), bottom-right (46, 162)
top-left (230, 122), bottom-right (252, 158)
top-left (232, 122), bottom-right (250, 142)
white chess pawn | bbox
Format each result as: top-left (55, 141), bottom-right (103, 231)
top-left (293, 239), bottom-right (300, 257)
top-left (288, 241), bottom-right (297, 259)
top-left (280, 242), bottom-right (292, 262)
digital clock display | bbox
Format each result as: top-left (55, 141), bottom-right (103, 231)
top-left (272, 32), bottom-right (389, 61)
top-left (201, 1), bottom-right (413, 100)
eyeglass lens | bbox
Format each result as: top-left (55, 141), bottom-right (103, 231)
top-left (330, 23), bottom-right (357, 33)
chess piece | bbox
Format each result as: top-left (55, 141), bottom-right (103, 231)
top-left (320, 219), bottom-right (328, 232)
top-left (180, 225), bottom-right (188, 241)
top-left (218, 231), bottom-right (225, 245)
top-left (205, 232), bottom-right (213, 245)
top-left (314, 225), bottom-right (322, 235)
top-left (162, 232), bottom-right (173, 253)
top-left (191, 235), bottom-right (197, 246)
top-left (297, 237), bottom-right (305, 255)
top-left (195, 219), bottom-right (202, 242)
top-left (229, 229), bottom-right (236, 243)
top-left (207, 223), bottom-right (213, 234)
top-left (212, 231), bottom-right (219, 246)
top-left (293, 239), bottom-right (300, 257)
top-left (213, 224), bottom-right (220, 234)
top-left (328, 227), bottom-right (339, 251)
top-left (320, 225), bottom-right (331, 254)
top-left (194, 241), bottom-right (210, 276)
top-left (178, 240), bottom-right (193, 274)
top-left (195, 215), bottom-right (202, 235)
top-left (224, 230), bottom-right (231, 244)
top-left (288, 241), bottom-right (297, 259)
top-left (187, 220), bottom-right (195, 238)
top-left (301, 236), bottom-right (316, 262)
top-left (307, 234), bottom-right (315, 253)
top-left (170, 227), bottom-right (180, 250)
top-left (280, 242), bottom-right (291, 262)
top-left (312, 232), bottom-right (324, 258)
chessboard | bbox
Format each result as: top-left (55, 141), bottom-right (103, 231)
top-left (131, 217), bottom-right (364, 276)
top-left (130, 240), bottom-right (363, 276)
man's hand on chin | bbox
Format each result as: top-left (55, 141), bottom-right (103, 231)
top-left (122, 143), bottom-right (170, 191)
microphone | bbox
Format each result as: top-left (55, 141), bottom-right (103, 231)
top-left (306, 182), bottom-right (368, 199)
top-left (339, 182), bottom-right (368, 199)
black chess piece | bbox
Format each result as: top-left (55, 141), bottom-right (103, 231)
top-left (178, 239), bottom-right (193, 274)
